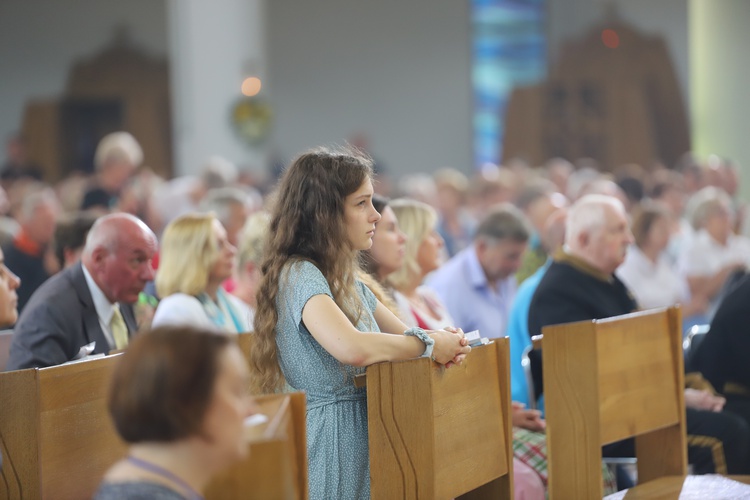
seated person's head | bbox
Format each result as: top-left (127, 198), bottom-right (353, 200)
top-left (630, 203), bottom-right (672, 254)
top-left (236, 211), bottom-right (270, 281)
top-left (649, 169), bottom-right (685, 217)
top-left (156, 213), bottom-right (236, 298)
top-left (81, 213), bottom-right (158, 304)
top-left (108, 325), bottom-right (254, 467)
top-left (515, 181), bottom-right (567, 234)
top-left (53, 211), bottom-right (99, 270)
top-left (361, 194), bottom-right (406, 282)
top-left (0, 247), bottom-right (20, 326)
top-left (201, 187), bottom-right (257, 247)
top-left (540, 207), bottom-right (568, 256)
top-left (94, 132), bottom-right (143, 191)
top-left (565, 194), bottom-right (632, 275)
top-left (473, 204), bottom-right (530, 283)
top-left (687, 187), bottom-right (734, 244)
top-left (433, 168), bottom-right (469, 215)
top-left (388, 198), bottom-right (441, 289)
top-left (468, 168), bottom-right (518, 216)
top-left (17, 184), bottom-right (59, 246)
top-left (201, 156), bottom-right (239, 190)
top-left (544, 157), bottom-right (573, 194)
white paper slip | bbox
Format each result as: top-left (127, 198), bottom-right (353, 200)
top-left (73, 341), bottom-right (96, 360)
top-left (244, 413), bottom-right (269, 427)
top-left (465, 330), bottom-right (489, 347)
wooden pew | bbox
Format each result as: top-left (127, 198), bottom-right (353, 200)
top-left (366, 339), bottom-right (514, 500)
top-left (0, 336), bottom-right (307, 500)
top-left (212, 332), bottom-right (308, 499)
top-left (236, 331), bottom-right (255, 364)
top-left (0, 355), bottom-right (127, 499)
top-left (205, 392), bottom-right (308, 500)
top-left (542, 306), bottom-right (708, 498)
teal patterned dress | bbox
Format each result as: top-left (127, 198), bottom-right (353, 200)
top-left (276, 260), bottom-right (377, 499)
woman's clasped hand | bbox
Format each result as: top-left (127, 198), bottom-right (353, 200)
top-left (428, 326), bottom-right (470, 367)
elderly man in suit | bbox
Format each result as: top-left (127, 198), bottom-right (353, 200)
top-left (7, 213), bottom-right (157, 369)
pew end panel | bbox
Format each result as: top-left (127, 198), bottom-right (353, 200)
top-left (0, 354), bottom-right (127, 500)
top-left (367, 339), bottom-right (513, 500)
top-left (0, 368), bottom-right (41, 499)
top-left (543, 307), bottom-right (688, 499)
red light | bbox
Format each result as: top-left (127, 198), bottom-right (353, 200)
top-left (601, 29), bottom-right (619, 49)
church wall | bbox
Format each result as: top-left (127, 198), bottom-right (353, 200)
top-left (0, 1), bottom-right (168, 147)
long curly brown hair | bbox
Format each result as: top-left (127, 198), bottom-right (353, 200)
top-left (250, 146), bottom-right (374, 393)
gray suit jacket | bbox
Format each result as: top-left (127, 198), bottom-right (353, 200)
top-left (7, 262), bottom-right (137, 370)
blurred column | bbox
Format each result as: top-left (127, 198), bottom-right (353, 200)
top-left (168, 0), bottom-right (267, 176)
top-left (690, 0), bottom-right (750, 196)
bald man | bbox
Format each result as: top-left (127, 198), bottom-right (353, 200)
top-left (8, 214), bottom-right (157, 369)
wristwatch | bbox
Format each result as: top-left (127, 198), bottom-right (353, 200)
top-left (404, 327), bottom-right (435, 360)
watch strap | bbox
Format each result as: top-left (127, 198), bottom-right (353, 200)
top-left (404, 327), bottom-right (435, 359)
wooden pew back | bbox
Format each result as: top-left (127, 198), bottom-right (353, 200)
top-left (0, 332), bottom-right (308, 500)
top-left (543, 306), bottom-right (687, 498)
top-left (207, 332), bottom-right (308, 500)
top-left (205, 392), bottom-right (308, 500)
top-left (0, 355), bottom-right (127, 499)
top-left (236, 331), bottom-right (255, 364)
top-left (367, 339), bottom-right (513, 500)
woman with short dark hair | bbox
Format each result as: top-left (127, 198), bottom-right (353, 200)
top-left (94, 326), bottom-right (255, 499)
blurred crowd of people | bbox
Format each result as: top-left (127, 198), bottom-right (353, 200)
top-left (3, 128), bottom-right (750, 498)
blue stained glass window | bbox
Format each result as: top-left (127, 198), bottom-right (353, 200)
top-left (472, 0), bottom-right (547, 168)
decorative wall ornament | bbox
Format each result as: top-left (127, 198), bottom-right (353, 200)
top-left (231, 97), bottom-right (272, 147)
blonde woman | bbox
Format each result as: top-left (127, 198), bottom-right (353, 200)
top-left (388, 199), bottom-right (454, 330)
top-left (152, 213), bottom-right (252, 333)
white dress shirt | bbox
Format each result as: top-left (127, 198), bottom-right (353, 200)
top-left (678, 229), bottom-right (750, 278)
top-left (617, 246), bottom-right (689, 309)
top-left (81, 265), bottom-right (118, 350)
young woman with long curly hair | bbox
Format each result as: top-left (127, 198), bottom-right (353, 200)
top-left (249, 146), bottom-right (469, 499)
